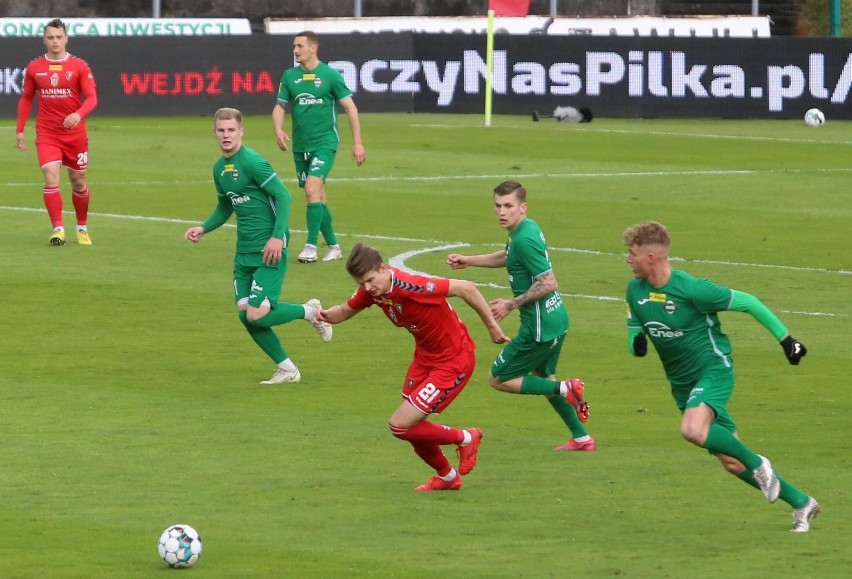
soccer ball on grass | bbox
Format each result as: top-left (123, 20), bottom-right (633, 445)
top-left (158, 524), bottom-right (203, 568)
top-left (803, 108), bottom-right (825, 127)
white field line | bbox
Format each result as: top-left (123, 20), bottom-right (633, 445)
top-left (1, 205), bottom-right (846, 317)
top-left (4, 166), bottom-right (852, 188)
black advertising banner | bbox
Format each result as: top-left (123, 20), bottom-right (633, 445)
top-left (1, 34), bottom-right (850, 119)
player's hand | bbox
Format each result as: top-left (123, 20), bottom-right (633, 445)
top-left (15, 133), bottom-right (27, 151)
top-left (780, 335), bottom-right (807, 365)
top-left (488, 324), bottom-right (512, 344)
top-left (352, 143), bottom-right (366, 166)
top-left (262, 237), bottom-right (284, 265)
top-left (184, 226), bottom-right (204, 243)
top-left (633, 333), bottom-right (648, 357)
top-left (63, 112), bottom-right (82, 129)
top-left (489, 298), bottom-right (515, 322)
top-left (446, 254), bottom-right (469, 270)
top-left (275, 131), bottom-right (290, 152)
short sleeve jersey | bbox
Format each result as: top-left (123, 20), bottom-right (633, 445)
top-left (212, 146), bottom-right (290, 254)
top-left (506, 218), bottom-right (568, 342)
top-left (346, 268), bottom-right (474, 365)
top-left (625, 269), bottom-right (735, 385)
top-left (20, 53), bottom-right (95, 135)
top-left (276, 61), bottom-right (353, 152)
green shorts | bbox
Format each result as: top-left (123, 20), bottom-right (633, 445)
top-left (233, 251), bottom-right (287, 308)
top-left (671, 363), bottom-right (737, 433)
top-left (294, 149), bottom-right (336, 187)
top-left (491, 331), bottom-right (566, 381)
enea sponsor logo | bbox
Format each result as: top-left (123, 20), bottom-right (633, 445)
top-left (645, 321), bottom-right (684, 339)
top-left (296, 92), bottom-right (324, 105)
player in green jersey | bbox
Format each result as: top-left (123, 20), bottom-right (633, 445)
top-left (185, 107), bottom-right (333, 385)
top-left (272, 31), bottom-right (366, 265)
top-left (447, 180), bottom-right (594, 451)
top-left (623, 220), bottom-right (818, 532)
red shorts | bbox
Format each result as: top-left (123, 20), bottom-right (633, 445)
top-left (402, 344), bottom-right (476, 415)
top-left (36, 131), bottom-right (89, 171)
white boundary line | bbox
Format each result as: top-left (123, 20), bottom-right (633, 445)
top-left (1, 205), bottom-right (846, 317)
top-left (4, 166), bottom-right (852, 187)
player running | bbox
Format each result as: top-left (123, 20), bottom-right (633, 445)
top-left (447, 180), bottom-right (594, 451)
top-left (317, 242), bottom-right (510, 491)
top-left (16, 18), bottom-right (98, 246)
top-left (623, 220), bottom-right (819, 532)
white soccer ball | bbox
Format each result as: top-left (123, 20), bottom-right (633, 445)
top-left (157, 524), bottom-right (203, 568)
top-left (803, 108), bottom-right (825, 127)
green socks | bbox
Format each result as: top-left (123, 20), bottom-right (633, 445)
top-left (319, 203), bottom-right (338, 247)
top-left (519, 376), bottom-right (588, 438)
top-left (702, 424), bottom-right (761, 471)
top-left (520, 375), bottom-right (561, 395)
top-left (736, 470), bottom-right (810, 509)
top-left (246, 303), bottom-right (306, 329)
top-left (305, 202), bottom-right (323, 245)
top-left (239, 311), bottom-right (287, 364)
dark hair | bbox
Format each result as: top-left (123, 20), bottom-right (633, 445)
top-left (45, 18), bottom-right (66, 32)
top-left (494, 180), bottom-right (526, 203)
top-left (295, 31), bottom-right (319, 46)
top-left (345, 242), bottom-right (383, 278)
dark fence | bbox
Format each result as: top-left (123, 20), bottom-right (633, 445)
top-left (2, 34), bottom-right (850, 119)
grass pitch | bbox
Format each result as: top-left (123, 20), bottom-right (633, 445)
top-left (1, 113), bottom-right (850, 577)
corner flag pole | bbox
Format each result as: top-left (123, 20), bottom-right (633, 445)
top-left (485, 9), bottom-right (495, 127)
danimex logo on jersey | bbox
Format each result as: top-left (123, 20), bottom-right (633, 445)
top-left (645, 321), bottom-right (684, 339)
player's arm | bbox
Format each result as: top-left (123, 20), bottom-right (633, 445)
top-left (446, 249), bottom-right (507, 270)
top-left (491, 269), bottom-right (558, 321)
top-left (76, 66), bottom-right (98, 118)
top-left (339, 96), bottom-right (366, 166)
top-left (318, 302), bottom-right (359, 324)
top-left (186, 194), bottom-right (230, 244)
top-left (272, 101), bottom-right (290, 151)
top-left (447, 279), bottom-right (511, 344)
top-left (728, 290), bottom-right (806, 364)
top-left (15, 67), bottom-right (35, 150)
top-left (199, 182), bottom-right (233, 234)
top-left (258, 169), bottom-right (291, 241)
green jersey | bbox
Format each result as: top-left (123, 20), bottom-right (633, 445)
top-left (626, 269), bottom-right (735, 385)
top-left (506, 217), bottom-right (568, 342)
top-left (204, 145), bottom-right (291, 254)
top-left (276, 61), bottom-right (353, 152)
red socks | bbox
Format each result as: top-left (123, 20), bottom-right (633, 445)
top-left (43, 186), bottom-right (63, 228)
top-left (72, 187), bottom-right (90, 227)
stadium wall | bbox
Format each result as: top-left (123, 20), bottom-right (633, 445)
top-left (2, 34), bottom-right (851, 119)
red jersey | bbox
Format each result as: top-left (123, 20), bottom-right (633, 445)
top-left (347, 268), bottom-right (474, 365)
top-left (17, 53), bottom-right (97, 136)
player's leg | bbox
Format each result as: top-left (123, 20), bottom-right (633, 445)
top-left (389, 357), bottom-right (478, 489)
top-left (716, 450), bottom-right (812, 511)
top-left (243, 260), bottom-right (332, 341)
top-left (490, 335), bottom-right (590, 430)
top-left (233, 256), bottom-right (298, 384)
top-left (313, 149), bottom-right (342, 261)
top-left (680, 370), bottom-right (779, 502)
top-left (36, 137), bottom-right (65, 244)
top-left (65, 132), bottom-right (91, 245)
top-left (292, 153), bottom-right (317, 263)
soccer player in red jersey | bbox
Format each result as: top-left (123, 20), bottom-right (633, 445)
top-left (16, 18), bottom-right (98, 246)
top-left (317, 242), bottom-right (510, 491)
